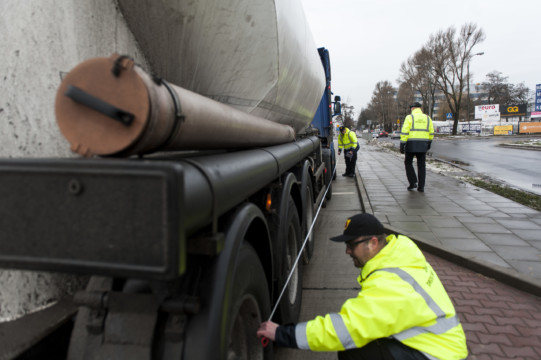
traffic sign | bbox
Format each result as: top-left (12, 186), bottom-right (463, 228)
top-left (446, 113), bottom-right (453, 120)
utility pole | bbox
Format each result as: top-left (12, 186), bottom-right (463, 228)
top-left (467, 50), bottom-right (484, 122)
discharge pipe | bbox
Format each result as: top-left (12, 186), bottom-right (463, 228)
top-left (55, 54), bottom-right (296, 157)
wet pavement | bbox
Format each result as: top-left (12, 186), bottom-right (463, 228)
top-left (275, 138), bottom-right (541, 360)
top-left (359, 139), bottom-right (541, 285)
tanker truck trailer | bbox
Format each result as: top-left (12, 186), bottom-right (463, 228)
top-left (0, 0), bottom-right (340, 358)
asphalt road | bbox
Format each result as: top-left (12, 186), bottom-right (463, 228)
top-left (380, 136), bottom-right (541, 196)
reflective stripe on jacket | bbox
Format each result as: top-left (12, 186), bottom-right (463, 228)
top-left (294, 234), bottom-right (468, 360)
top-left (400, 108), bottom-right (434, 153)
top-left (338, 128), bottom-right (358, 150)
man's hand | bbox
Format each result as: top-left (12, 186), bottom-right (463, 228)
top-left (257, 321), bottom-right (279, 341)
top-left (400, 143), bottom-right (405, 154)
top-left (338, 149), bottom-right (342, 155)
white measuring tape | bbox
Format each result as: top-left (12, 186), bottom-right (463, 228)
top-left (267, 162), bottom-right (337, 321)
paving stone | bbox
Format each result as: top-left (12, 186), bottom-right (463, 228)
top-left (502, 345), bottom-right (538, 358)
top-left (511, 229), bottom-right (541, 241)
top-left (431, 226), bottom-right (477, 239)
top-left (456, 216), bottom-right (497, 224)
top-left (441, 239), bottom-right (493, 252)
top-left (496, 219), bottom-right (541, 230)
top-left (476, 233), bottom-right (530, 246)
top-left (462, 222), bottom-right (513, 234)
top-left (491, 245), bottom-right (541, 261)
top-left (420, 216), bottom-right (461, 227)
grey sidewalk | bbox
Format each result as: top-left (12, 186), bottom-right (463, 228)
top-left (356, 139), bottom-right (541, 293)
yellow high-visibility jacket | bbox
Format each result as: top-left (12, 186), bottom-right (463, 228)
top-left (338, 128), bottom-right (358, 151)
top-left (400, 108), bottom-right (434, 153)
top-left (294, 234), bottom-right (468, 360)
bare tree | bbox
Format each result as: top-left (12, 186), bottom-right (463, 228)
top-left (370, 81), bottom-right (396, 132)
top-left (485, 71), bottom-right (511, 104)
top-left (426, 23), bottom-right (485, 134)
top-left (398, 48), bottom-right (435, 117)
top-left (483, 71), bottom-right (532, 105)
top-left (358, 107), bottom-right (376, 131)
top-left (336, 103), bottom-right (356, 130)
top-left (510, 83), bottom-right (532, 104)
top-left (397, 82), bottom-right (415, 122)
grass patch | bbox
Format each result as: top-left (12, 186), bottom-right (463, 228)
top-left (463, 176), bottom-right (541, 211)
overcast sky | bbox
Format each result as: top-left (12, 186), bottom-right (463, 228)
top-left (300, 0), bottom-right (540, 117)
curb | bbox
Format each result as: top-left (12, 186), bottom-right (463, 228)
top-left (498, 144), bottom-right (541, 151)
top-left (354, 167), bottom-right (541, 298)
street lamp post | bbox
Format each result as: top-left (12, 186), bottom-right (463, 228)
top-left (467, 52), bottom-right (484, 122)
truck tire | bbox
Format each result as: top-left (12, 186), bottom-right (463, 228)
top-left (276, 197), bottom-right (303, 324)
top-left (332, 149), bottom-right (337, 180)
top-left (323, 151), bottom-right (333, 201)
top-left (301, 178), bottom-right (315, 265)
top-left (227, 243), bottom-right (272, 359)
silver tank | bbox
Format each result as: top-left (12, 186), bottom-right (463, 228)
top-left (117, 0), bottom-right (325, 134)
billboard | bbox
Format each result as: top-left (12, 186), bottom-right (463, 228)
top-left (475, 104), bottom-right (499, 119)
top-left (519, 122), bottom-right (541, 134)
top-left (482, 112), bottom-right (501, 124)
top-left (494, 125), bottom-right (513, 135)
top-left (500, 104), bottom-right (527, 117)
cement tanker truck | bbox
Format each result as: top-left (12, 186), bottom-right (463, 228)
top-left (0, 0), bottom-right (340, 358)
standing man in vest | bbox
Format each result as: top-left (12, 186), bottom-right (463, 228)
top-left (400, 102), bottom-right (434, 192)
top-left (337, 125), bottom-right (359, 177)
top-left (257, 213), bottom-right (468, 359)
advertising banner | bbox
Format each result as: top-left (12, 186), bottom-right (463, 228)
top-left (475, 104), bottom-right (499, 119)
top-left (494, 125), bottom-right (513, 135)
top-left (535, 84), bottom-right (541, 111)
top-left (500, 104), bottom-right (527, 117)
top-left (519, 122), bottom-right (541, 134)
top-left (481, 112), bottom-right (501, 124)
top-left (461, 123), bottom-right (481, 133)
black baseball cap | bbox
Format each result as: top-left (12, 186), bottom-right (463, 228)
top-left (409, 102), bottom-right (422, 109)
top-left (330, 213), bottom-right (385, 242)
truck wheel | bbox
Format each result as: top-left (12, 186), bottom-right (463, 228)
top-left (227, 243), bottom-right (272, 359)
top-left (332, 150), bottom-right (337, 181)
top-left (323, 151), bottom-right (333, 201)
top-left (302, 180), bottom-right (315, 265)
top-left (277, 197), bottom-right (303, 324)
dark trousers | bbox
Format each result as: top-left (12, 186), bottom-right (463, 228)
top-left (344, 150), bottom-right (357, 175)
top-left (337, 338), bottom-right (428, 360)
top-left (404, 152), bottom-right (426, 189)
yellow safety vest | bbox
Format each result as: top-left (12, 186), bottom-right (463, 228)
top-left (338, 128), bottom-right (358, 150)
top-left (400, 109), bottom-right (434, 152)
top-left (294, 234), bottom-right (468, 360)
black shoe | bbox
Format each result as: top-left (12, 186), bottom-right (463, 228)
top-left (342, 173), bottom-right (348, 176)
top-left (418, 187), bottom-right (424, 192)
top-left (407, 183), bottom-right (417, 191)
top-left (347, 173), bottom-right (355, 177)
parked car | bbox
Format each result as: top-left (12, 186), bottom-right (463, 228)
top-left (390, 130), bottom-right (401, 139)
top-left (379, 130), bottom-right (388, 137)
top-left (371, 132), bottom-right (379, 139)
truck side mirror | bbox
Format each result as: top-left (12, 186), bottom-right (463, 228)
top-left (333, 96), bottom-right (341, 116)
